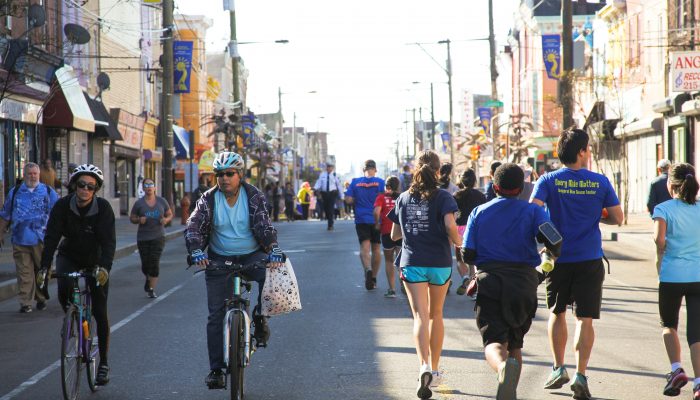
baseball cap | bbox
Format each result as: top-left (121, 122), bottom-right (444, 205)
top-left (364, 159), bottom-right (377, 170)
top-left (657, 159), bottom-right (670, 169)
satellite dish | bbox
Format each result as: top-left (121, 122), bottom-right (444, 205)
top-left (97, 72), bottom-right (110, 91)
top-left (63, 23), bottom-right (91, 45)
top-left (27, 4), bottom-right (45, 28)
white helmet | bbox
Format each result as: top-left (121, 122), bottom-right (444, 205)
top-left (213, 151), bottom-right (244, 172)
top-left (69, 164), bottom-right (104, 188)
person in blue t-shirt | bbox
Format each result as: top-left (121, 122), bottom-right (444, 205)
top-left (652, 163), bottom-right (700, 398)
top-left (387, 150), bottom-right (462, 398)
top-left (346, 159), bottom-right (385, 290)
top-left (462, 163), bottom-right (561, 400)
top-left (530, 128), bottom-right (623, 400)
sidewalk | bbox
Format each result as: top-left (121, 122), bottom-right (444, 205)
top-left (600, 211), bottom-right (656, 262)
top-left (0, 217), bottom-right (186, 302)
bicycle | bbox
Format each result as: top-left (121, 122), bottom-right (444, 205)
top-left (195, 259), bottom-right (268, 400)
top-left (54, 270), bottom-right (101, 400)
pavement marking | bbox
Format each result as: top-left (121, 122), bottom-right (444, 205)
top-left (0, 275), bottom-right (198, 400)
top-left (285, 250), bottom-right (306, 253)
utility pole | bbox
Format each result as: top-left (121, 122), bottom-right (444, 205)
top-left (488, 0), bottom-right (501, 158)
top-left (412, 108), bottom-right (416, 159)
top-left (443, 39), bottom-right (454, 168)
top-left (561, 0), bottom-right (574, 130)
top-left (229, 2), bottom-right (241, 151)
top-left (161, 0), bottom-right (174, 206)
top-left (430, 83), bottom-right (435, 151)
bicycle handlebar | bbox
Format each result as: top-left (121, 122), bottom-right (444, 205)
top-left (190, 260), bottom-right (269, 274)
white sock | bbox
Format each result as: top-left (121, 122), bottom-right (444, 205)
top-left (694, 377), bottom-right (700, 387)
top-left (671, 362), bottom-right (682, 372)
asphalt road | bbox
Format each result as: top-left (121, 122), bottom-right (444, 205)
top-left (0, 219), bottom-right (691, 399)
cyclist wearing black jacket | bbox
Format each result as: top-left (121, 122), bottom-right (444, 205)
top-left (39, 164), bottom-right (116, 386)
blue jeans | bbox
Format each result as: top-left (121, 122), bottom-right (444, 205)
top-left (205, 250), bottom-right (267, 371)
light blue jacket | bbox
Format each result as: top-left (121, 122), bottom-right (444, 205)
top-left (0, 183), bottom-right (59, 246)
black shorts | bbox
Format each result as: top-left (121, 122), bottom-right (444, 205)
top-left (545, 258), bottom-right (605, 318)
top-left (659, 282), bottom-right (700, 345)
top-left (380, 234), bottom-right (401, 250)
top-left (355, 223), bottom-right (381, 244)
top-left (476, 295), bottom-right (532, 350)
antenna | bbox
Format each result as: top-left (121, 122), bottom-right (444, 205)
top-left (96, 72), bottom-right (110, 100)
top-left (63, 23), bottom-right (91, 45)
top-left (27, 4), bottom-right (45, 28)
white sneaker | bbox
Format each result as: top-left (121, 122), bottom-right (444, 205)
top-left (417, 364), bottom-right (432, 399)
top-left (429, 371), bottom-right (443, 388)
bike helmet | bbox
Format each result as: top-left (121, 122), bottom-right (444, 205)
top-left (212, 151), bottom-right (244, 171)
top-left (69, 164), bottom-right (104, 188)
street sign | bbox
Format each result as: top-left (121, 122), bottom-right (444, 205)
top-left (485, 100), bottom-right (503, 108)
top-left (671, 51), bottom-right (700, 92)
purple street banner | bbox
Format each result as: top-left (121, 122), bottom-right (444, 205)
top-left (542, 34), bottom-right (561, 80)
top-left (173, 41), bottom-right (193, 94)
top-left (477, 107), bottom-right (492, 138)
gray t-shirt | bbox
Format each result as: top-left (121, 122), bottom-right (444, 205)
top-left (130, 196), bottom-right (170, 241)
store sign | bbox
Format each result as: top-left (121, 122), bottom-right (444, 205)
top-left (671, 51), bottom-right (700, 92)
top-left (111, 108), bottom-right (145, 150)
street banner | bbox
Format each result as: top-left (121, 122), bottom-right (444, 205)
top-left (173, 41), bottom-right (193, 94)
top-left (671, 51), bottom-right (700, 92)
top-left (462, 89), bottom-right (473, 137)
top-left (542, 34), bottom-right (561, 80)
top-left (477, 107), bottom-right (492, 138)
top-left (440, 131), bottom-right (451, 154)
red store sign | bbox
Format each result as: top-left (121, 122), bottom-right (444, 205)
top-left (110, 108), bottom-right (145, 149)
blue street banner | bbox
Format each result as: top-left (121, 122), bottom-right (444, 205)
top-left (241, 112), bottom-right (255, 147)
top-left (542, 34), bottom-right (561, 80)
top-left (477, 107), bottom-right (492, 138)
top-left (173, 41), bottom-right (193, 94)
top-left (440, 132), bottom-right (451, 154)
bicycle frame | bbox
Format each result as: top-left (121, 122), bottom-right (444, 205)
top-left (222, 273), bottom-right (253, 368)
top-left (64, 272), bottom-right (93, 362)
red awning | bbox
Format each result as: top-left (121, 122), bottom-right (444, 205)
top-left (41, 66), bottom-right (95, 132)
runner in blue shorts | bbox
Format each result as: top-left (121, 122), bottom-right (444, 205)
top-left (387, 150), bottom-right (462, 399)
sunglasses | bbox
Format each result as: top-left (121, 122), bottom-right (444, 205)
top-left (143, 183), bottom-right (155, 188)
top-left (76, 181), bottom-right (97, 191)
top-left (216, 171), bottom-right (238, 178)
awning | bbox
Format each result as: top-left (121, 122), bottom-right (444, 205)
top-left (83, 93), bottom-right (122, 140)
top-left (41, 66), bottom-right (95, 132)
top-left (653, 92), bottom-right (692, 114)
top-left (112, 144), bottom-right (141, 159)
top-left (588, 119), bottom-right (619, 140)
top-left (173, 125), bottom-right (190, 159)
top-left (582, 101), bottom-right (606, 131)
top-left (614, 117), bottom-right (662, 138)
top-left (681, 99), bottom-right (700, 116)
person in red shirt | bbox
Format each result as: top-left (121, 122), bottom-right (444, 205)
top-left (373, 176), bottom-right (402, 298)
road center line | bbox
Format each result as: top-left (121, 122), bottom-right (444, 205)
top-left (0, 275), bottom-right (198, 400)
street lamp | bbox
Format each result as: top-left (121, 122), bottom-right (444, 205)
top-left (437, 39), bottom-right (454, 169)
top-left (410, 81), bottom-right (436, 151)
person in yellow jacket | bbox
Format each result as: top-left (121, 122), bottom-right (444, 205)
top-left (297, 182), bottom-right (312, 220)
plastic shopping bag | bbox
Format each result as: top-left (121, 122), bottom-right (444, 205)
top-left (260, 258), bottom-right (302, 316)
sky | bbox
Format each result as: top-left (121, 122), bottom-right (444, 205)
top-left (175, 0), bottom-right (519, 175)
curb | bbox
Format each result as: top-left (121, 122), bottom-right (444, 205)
top-left (0, 228), bottom-right (185, 303)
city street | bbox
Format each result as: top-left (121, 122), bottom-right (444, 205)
top-left (0, 218), bottom-right (689, 400)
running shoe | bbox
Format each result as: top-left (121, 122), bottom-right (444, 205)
top-left (416, 364), bottom-right (432, 399)
top-left (455, 277), bottom-right (469, 296)
top-left (497, 358), bottom-right (520, 400)
top-left (570, 372), bottom-right (592, 400)
top-left (429, 371), bottom-right (443, 388)
top-left (96, 364), bottom-right (110, 386)
top-left (543, 365), bottom-right (569, 389)
top-left (205, 369), bottom-right (225, 389)
top-left (663, 367), bottom-right (688, 396)
top-left (364, 269), bottom-right (374, 290)
top-left (147, 288), bottom-right (157, 298)
top-left (19, 305), bottom-right (32, 313)
top-left (384, 289), bottom-right (397, 298)
top-left (693, 383), bottom-right (700, 400)
top-left (36, 301), bottom-right (47, 311)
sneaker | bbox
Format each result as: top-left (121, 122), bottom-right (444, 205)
top-left (429, 371), bottom-right (443, 388)
top-left (364, 269), bottom-right (374, 290)
top-left (543, 365), bottom-right (570, 389)
top-left (205, 369), bottom-right (225, 389)
top-left (416, 364), bottom-right (432, 399)
top-left (693, 383), bottom-right (700, 400)
top-left (497, 358), bottom-right (520, 400)
top-left (96, 364), bottom-right (110, 386)
top-left (570, 372), bottom-right (592, 400)
top-left (147, 289), bottom-right (157, 299)
top-left (456, 277), bottom-right (469, 296)
top-left (19, 305), bottom-right (32, 313)
top-left (253, 315), bottom-right (270, 347)
top-left (36, 301), bottom-right (47, 311)
top-left (384, 289), bottom-right (397, 298)
top-left (144, 278), bottom-right (149, 292)
top-left (663, 367), bottom-right (688, 396)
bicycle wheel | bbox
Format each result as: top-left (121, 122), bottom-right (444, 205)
top-left (228, 312), bottom-right (245, 400)
top-left (61, 309), bottom-right (81, 400)
top-left (85, 314), bottom-right (100, 392)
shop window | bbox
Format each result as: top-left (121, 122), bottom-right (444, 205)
top-left (672, 126), bottom-right (687, 163)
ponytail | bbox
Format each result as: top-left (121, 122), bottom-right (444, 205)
top-left (409, 150), bottom-right (441, 200)
top-left (669, 163), bottom-right (699, 205)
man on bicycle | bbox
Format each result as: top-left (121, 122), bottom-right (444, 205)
top-left (185, 151), bottom-right (285, 390)
top-left (39, 164), bottom-right (116, 386)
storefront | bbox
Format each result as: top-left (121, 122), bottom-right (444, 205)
top-left (109, 108), bottom-right (145, 215)
top-left (142, 115), bottom-right (161, 184)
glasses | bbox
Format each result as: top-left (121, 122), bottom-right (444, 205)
top-left (216, 171), bottom-right (238, 178)
top-left (76, 181), bottom-right (97, 191)
top-left (143, 183), bottom-right (155, 188)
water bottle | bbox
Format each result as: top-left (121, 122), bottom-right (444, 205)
top-left (540, 251), bottom-right (555, 273)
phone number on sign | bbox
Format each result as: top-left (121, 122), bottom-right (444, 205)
top-left (679, 80), bottom-right (700, 91)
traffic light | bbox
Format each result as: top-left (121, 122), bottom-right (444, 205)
top-left (469, 145), bottom-right (480, 160)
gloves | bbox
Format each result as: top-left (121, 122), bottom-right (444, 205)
top-left (191, 249), bottom-right (207, 264)
top-left (94, 266), bottom-right (109, 286)
top-left (268, 245), bottom-right (286, 264)
top-left (36, 268), bottom-right (48, 287)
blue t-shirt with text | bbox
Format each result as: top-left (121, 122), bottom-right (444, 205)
top-left (463, 197), bottom-right (550, 267)
top-left (347, 176), bottom-right (385, 224)
top-left (387, 189), bottom-right (458, 268)
top-left (531, 168), bottom-right (619, 263)
top-left (653, 199), bottom-right (700, 283)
